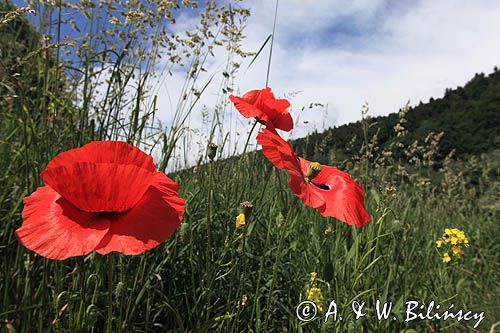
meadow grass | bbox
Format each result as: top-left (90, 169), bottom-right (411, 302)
top-left (1, 1), bottom-right (499, 332)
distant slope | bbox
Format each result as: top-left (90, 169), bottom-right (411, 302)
top-left (292, 69), bottom-right (500, 162)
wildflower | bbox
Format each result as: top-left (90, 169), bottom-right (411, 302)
top-left (306, 286), bottom-right (324, 312)
top-left (305, 272), bottom-right (324, 311)
top-left (452, 246), bottom-right (462, 257)
top-left (235, 213), bottom-right (246, 229)
top-left (238, 294), bottom-right (248, 308)
top-left (239, 201), bottom-right (254, 220)
top-left (229, 87), bottom-right (293, 132)
top-left (436, 228), bottom-right (469, 264)
top-left (310, 271), bottom-right (318, 284)
top-left (15, 141), bottom-right (185, 260)
top-left (324, 226), bottom-right (333, 236)
top-left (256, 128), bottom-right (370, 227)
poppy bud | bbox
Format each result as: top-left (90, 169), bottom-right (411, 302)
top-left (306, 162), bottom-right (322, 181)
top-left (239, 201), bottom-right (253, 220)
top-left (239, 294), bottom-right (248, 308)
top-left (207, 143), bottom-right (218, 161)
top-left (114, 281), bottom-right (125, 303)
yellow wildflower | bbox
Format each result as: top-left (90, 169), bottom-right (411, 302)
top-left (452, 246), bottom-right (462, 257)
top-left (306, 286), bottom-right (324, 312)
top-left (235, 213), bottom-right (246, 229)
top-left (437, 228), bottom-right (469, 263)
top-left (324, 226), bottom-right (333, 236)
top-left (310, 272), bottom-right (318, 284)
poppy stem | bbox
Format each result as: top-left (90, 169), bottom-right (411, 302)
top-left (206, 160), bottom-right (214, 270)
top-left (242, 120), bottom-right (259, 156)
top-left (106, 255), bottom-right (114, 333)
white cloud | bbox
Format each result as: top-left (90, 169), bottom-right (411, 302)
top-left (152, 0), bottom-right (500, 169)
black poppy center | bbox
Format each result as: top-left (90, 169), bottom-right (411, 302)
top-left (311, 181), bottom-right (330, 190)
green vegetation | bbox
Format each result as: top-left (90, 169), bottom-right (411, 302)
top-left (294, 70), bottom-right (500, 163)
top-left (1, 1), bottom-right (498, 332)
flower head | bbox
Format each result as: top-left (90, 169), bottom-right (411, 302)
top-left (306, 271), bottom-right (324, 312)
top-left (239, 201), bottom-right (254, 220)
top-left (238, 294), bottom-right (248, 308)
top-left (229, 87), bottom-right (293, 132)
top-left (310, 271), bottom-right (318, 284)
top-left (15, 141), bottom-right (185, 260)
top-left (236, 213), bottom-right (246, 229)
top-left (452, 246), bottom-right (462, 257)
top-left (256, 128), bottom-right (370, 227)
top-left (306, 286), bottom-right (324, 312)
top-left (436, 228), bottom-right (469, 264)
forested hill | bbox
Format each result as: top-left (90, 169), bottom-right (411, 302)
top-left (292, 69), bottom-right (500, 161)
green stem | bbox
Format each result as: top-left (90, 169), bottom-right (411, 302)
top-left (107, 255), bottom-right (114, 333)
top-left (206, 161), bottom-right (214, 266)
top-left (242, 120), bottom-right (258, 155)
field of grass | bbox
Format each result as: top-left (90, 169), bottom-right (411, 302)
top-left (1, 1), bottom-right (499, 332)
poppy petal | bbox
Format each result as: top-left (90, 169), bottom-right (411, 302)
top-left (45, 141), bottom-right (156, 172)
top-left (273, 111), bottom-right (293, 132)
top-left (299, 159), bottom-right (370, 227)
top-left (149, 172), bottom-right (185, 221)
top-left (289, 175), bottom-right (326, 211)
top-left (256, 128), bottom-right (301, 172)
top-left (41, 162), bottom-right (154, 213)
top-left (229, 95), bottom-right (269, 123)
top-left (264, 98), bottom-right (289, 113)
top-left (95, 172), bottom-right (185, 255)
top-left (15, 186), bottom-right (110, 260)
top-left (230, 88), bottom-right (293, 131)
top-left (241, 88), bottom-right (269, 103)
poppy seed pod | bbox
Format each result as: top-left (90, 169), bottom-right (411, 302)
top-left (207, 142), bottom-right (218, 161)
top-left (306, 162), bottom-right (322, 181)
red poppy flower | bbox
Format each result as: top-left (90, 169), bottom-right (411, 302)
top-left (229, 87), bottom-right (293, 131)
top-left (256, 128), bottom-right (370, 227)
top-left (15, 141), bottom-right (185, 260)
